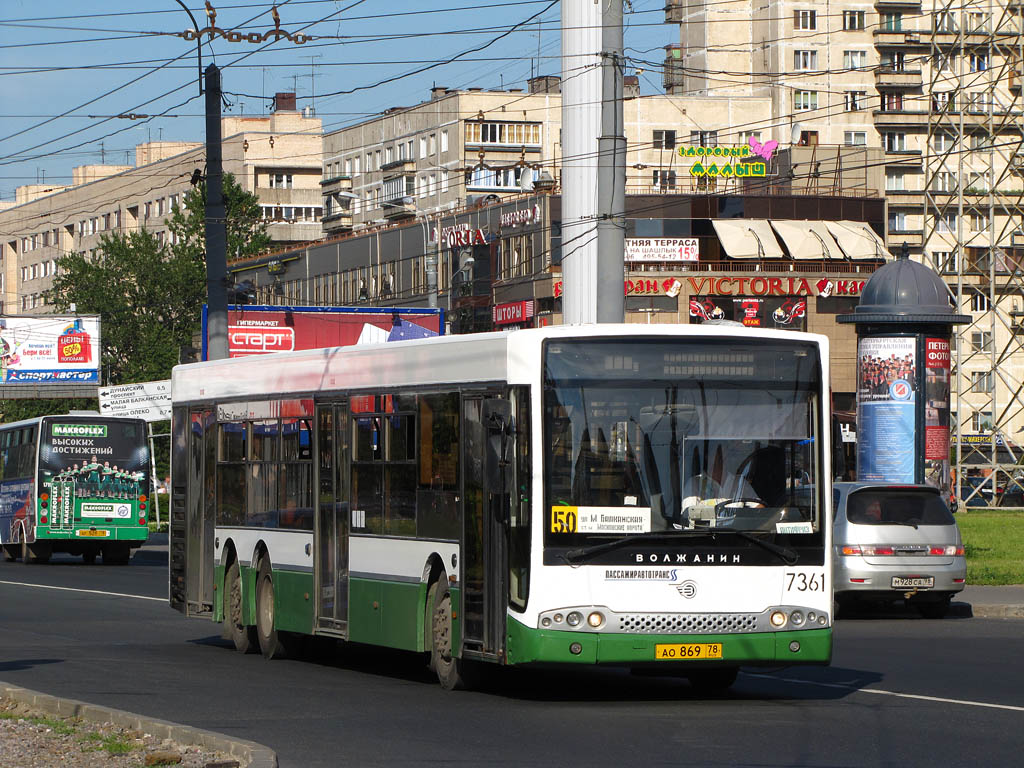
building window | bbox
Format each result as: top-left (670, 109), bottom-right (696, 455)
top-left (794, 10), bottom-right (816, 30)
top-left (844, 131), bottom-right (867, 146)
top-left (881, 51), bottom-right (906, 72)
top-left (971, 292), bottom-right (990, 312)
top-left (932, 132), bottom-right (954, 152)
top-left (934, 12), bottom-right (956, 33)
top-left (843, 51), bottom-right (866, 70)
top-left (794, 90), bottom-right (817, 111)
top-left (971, 213), bottom-right (990, 232)
top-left (385, 146), bottom-right (393, 165)
top-left (968, 12), bottom-right (989, 33)
top-left (464, 121), bottom-right (542, 146)
top-left (938, 211), bottom-right (957, 232)
top-left (932, 250), bottom-right (956, 272)
top-left (933, 171), bottom-right (957, 192)
top-left (440, 130), bottom-right (449, 153)
top-left (971, 331), bottom-right (993, 353)
top-left (889, 212), bottom-right (907, 231)
top-left (794, 50), bottom-right (817, 71)
top-left (886, 169), bottom-right (906, 191)
top-left (654, 129), bottom-right (677, 149)
top-left (933, 92), bottom-right (954, 111)
top-left (882, 93), bottom-right (904, 112)
top-left (688, 130), bottom-right (716, 147)
top-left (882, 13), bottom-right (902, 32)
top-left (429, 134), bottom-right (436, 155)
top-left (884, 132), bottom-right (906, 152)
top-left (971, 371), bottom-right (994, 393)
top-left (653, 170), bottom-right (677, 189)
top-left (843, 10), bottom-right (865, 30)
top-left (344, 158), bottom-right (352, 175)
top-left (971, 410), bottom-right (993, 431)
top-left (970, 53), bottom-right (988, 73)
top-left (269, 173), bottom-right (293, 189)
top-left (844, 91), bottom-right (866, 112)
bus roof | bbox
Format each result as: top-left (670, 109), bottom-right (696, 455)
top-left (171, 323), bottom-right (829, 405)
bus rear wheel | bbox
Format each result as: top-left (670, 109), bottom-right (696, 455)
top-left (429, 573), bottom-right (466, 690)
top-left (22, 539), bottom-right (50, 564)
top-left (226, 560), bottom-right (257, 654)
top-left (256, 557), bottom-right (287, 659)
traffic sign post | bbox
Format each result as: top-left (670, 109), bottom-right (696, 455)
top-left (98, 380), bottom-right (171, 525)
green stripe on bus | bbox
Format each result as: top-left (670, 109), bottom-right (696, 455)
top-left (349, 577), bottom-right (429, 652)
top-left (506, 618), bottom-right (832, 666)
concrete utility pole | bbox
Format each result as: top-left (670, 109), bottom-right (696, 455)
top-left (205, 64), bottom-right (229, 360)
top-left (561, 0), bottom-right (625, 324)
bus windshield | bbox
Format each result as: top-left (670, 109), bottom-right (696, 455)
top-left (543, 338), bottom-right (821, 546)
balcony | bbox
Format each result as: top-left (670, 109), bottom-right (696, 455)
top-left (873, 29), bottom-right (929, 48)
top-left (872, 109), bottom-right (931, 127)
top-left (889, 229), bottom-right (924, 247)
top-left (875, 67), bottom-right (923, 88)
top-left (664, 1), bottom-right (685, 23)
top-left (379, 158), bottom-right (416, 173)
top-left (875, 0), bottom-right (921, 6)
top-left (885, 188), bottom-right (924, 206)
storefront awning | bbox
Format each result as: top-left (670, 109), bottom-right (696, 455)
top-left (770, 220), bottom-right (844, 260)
top-left (825, 220), bottom-right (890, 260)
top-left (711, 219), bottom-right (785, 259)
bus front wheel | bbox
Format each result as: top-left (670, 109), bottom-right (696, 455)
top-left (256, 557), bottom-right (287, 659)
top-left (429, 573), bottom-right (466, 690)
top-left (226, 560), bottom-right (257, 654)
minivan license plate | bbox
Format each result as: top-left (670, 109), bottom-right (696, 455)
top-left (892, 576), bottom-right (934, 588)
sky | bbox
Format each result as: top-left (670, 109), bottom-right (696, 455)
top-left (0, 0), bottom-right (675, 201)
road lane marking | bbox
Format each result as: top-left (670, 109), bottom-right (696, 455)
top-left (0, 579), bottom-right (164, 602)
top-left (744, 672), bottom-right (1024, 712)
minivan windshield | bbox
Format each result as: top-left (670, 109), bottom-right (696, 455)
top-left (846, 489), bottom-right (955, 526)
top-left (543, 338), bottom-right (822, 548)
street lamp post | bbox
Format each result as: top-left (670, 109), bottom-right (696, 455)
top-left (404, 196), bottom-right (438, 309)
top-left (172, 0), bottom-right (203, 94)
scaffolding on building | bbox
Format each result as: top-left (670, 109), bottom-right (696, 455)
top-left (923, 0), bottom-right (1024, 507)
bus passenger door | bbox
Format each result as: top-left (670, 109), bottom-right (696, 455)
top-left (315, 402), bottom-right (350, 635)
top-left (184, 409), bottom-right (215, 617)
top-left (461, 394), bottom-right (511, 659)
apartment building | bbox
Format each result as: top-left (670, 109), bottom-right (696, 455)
top-left (664, 0), bottom-right (1024, 485)
top-left (1, 95), bottom-right (322, 315)
top-left (320, 77), bottom-right (776, 236)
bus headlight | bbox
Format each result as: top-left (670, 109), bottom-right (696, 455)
top-left (566, 611), bottom-right (583, 627)
top-left (790, 610), bottom-right (805, 626)
top-left (770, 610), bottom-right (788, 628)
top-left (587, 611), bottom-right (605, 628)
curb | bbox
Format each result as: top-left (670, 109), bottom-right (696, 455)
top-left (0, 682), bottom-right (277, 768)
top-left (950, 602), bottom-right (1024, 619)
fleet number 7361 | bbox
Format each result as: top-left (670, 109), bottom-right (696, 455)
top-left (785, 571), bottom-right (825, 592)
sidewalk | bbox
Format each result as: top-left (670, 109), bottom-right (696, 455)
top-left (951, 584), bottom-right (1024, 618)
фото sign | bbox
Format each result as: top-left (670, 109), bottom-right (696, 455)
top-left (203, 306), bottom-right (443, 360)
top-left (625, 238), bottom-right (699, 263)
top-left (0, 316), bottom-right (101, 383)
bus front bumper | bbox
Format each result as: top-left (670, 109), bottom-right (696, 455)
top-left (505, 617), bottom-right (832, 666)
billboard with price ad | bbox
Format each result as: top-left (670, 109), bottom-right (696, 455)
top-left (0, 315), bottom-right (101, 383)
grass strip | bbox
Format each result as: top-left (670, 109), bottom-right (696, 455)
top-left (957, 509), bottom-right (1024, 585)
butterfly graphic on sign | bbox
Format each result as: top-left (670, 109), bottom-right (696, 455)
top-left (748, 136), bottom-right (779, 161)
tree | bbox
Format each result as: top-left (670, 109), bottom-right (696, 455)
top-left (166, 172), bottom-right (271, 264)
top-left (47, 228), bottom-right (205, 385)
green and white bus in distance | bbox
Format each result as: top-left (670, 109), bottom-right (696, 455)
top-left (1, 413), bottom-right (151, 564)
top-left (169, 324), bottom-right (832, 690)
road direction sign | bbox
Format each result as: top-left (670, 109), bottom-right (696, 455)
top-left (98, 379), bottom-right (171, 422)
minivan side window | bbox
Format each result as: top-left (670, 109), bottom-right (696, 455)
top-left (846, 490), bottom-right (955, 526)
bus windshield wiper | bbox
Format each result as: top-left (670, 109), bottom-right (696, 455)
top-left (564, 530), bottom-right (716, 564)
top-left (711, 529), bottom-right (800, 565)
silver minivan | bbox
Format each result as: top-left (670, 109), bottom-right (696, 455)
top-left (833, 482), bottom-right (966, 618)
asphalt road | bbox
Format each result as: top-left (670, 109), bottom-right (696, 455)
top-left (1, 537), bottom-right (1021, 768)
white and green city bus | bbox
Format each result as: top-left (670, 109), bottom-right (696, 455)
top-left (169, 325), bottom-right (832, 690)
top-left (1, 413), bottom-right (151, 564)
